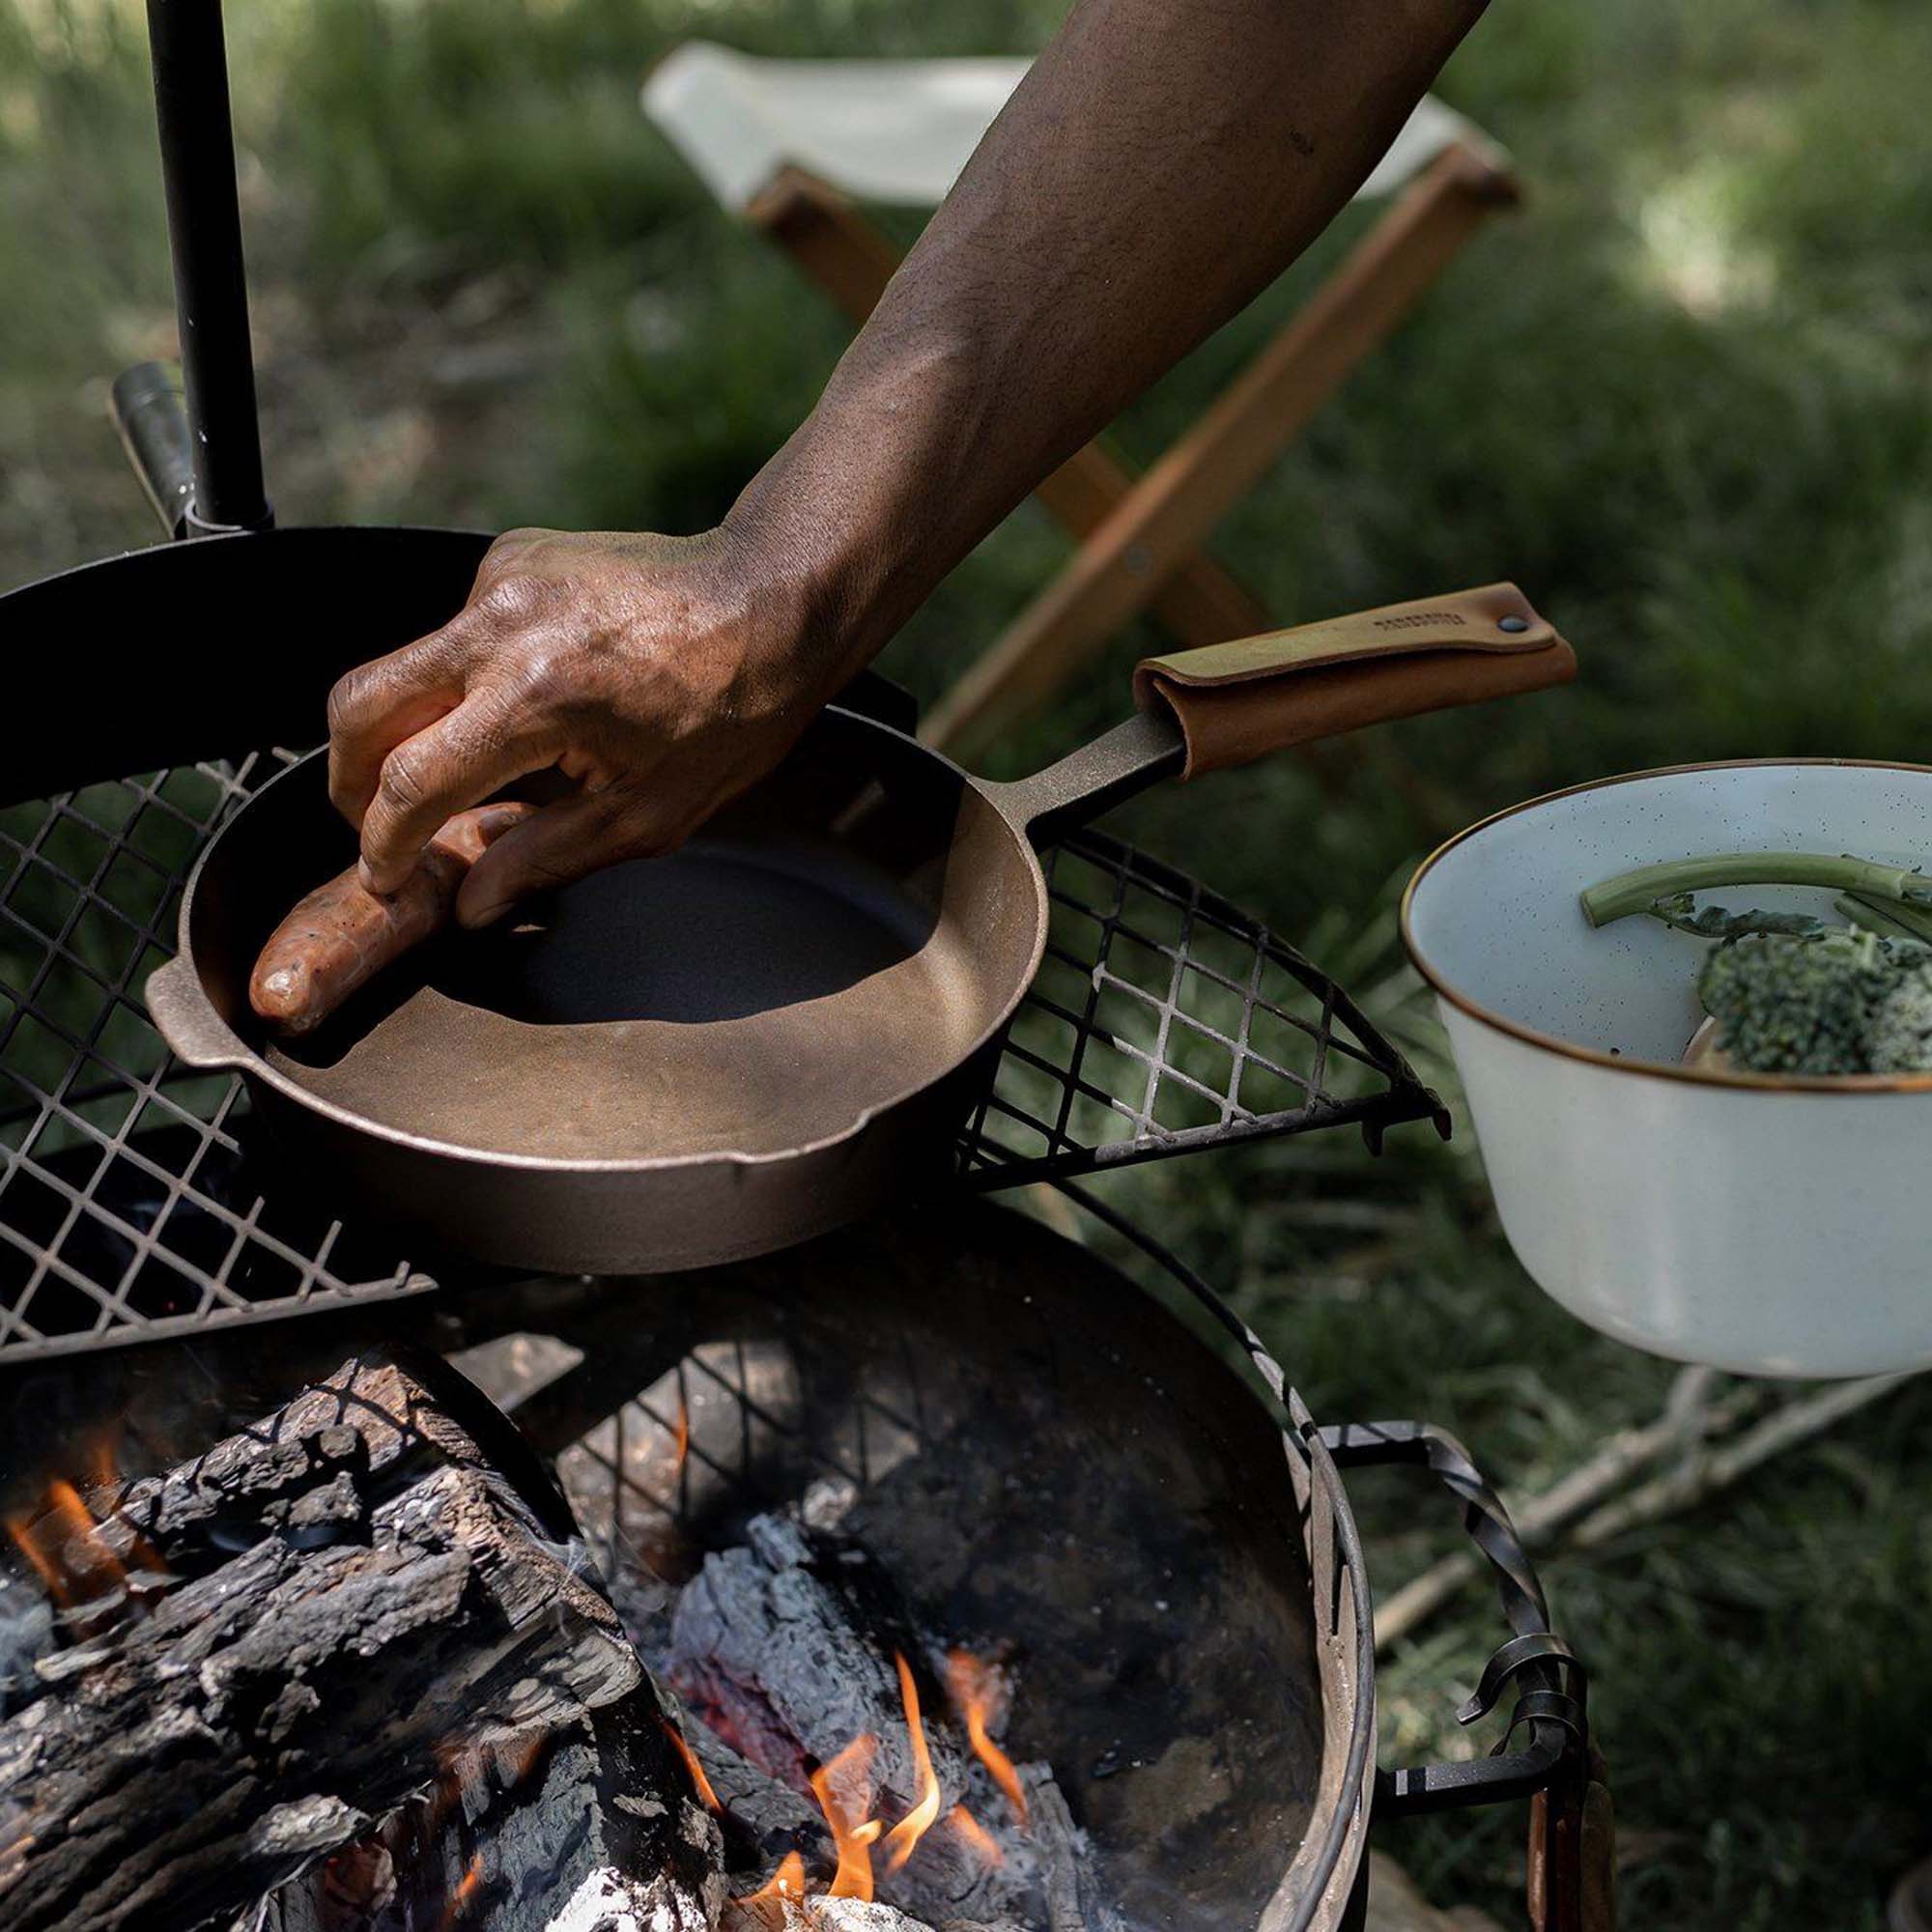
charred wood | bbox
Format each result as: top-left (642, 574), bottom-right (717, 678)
top-left (255, 1685), bottom-right (723, 1932)
top-left (683, 1708), bottom-right (835, 1882)
top-left (669, 1516), bottom-right (972, 1808)
top-left (0, 1351), bottom-right (647, 1932)
top-left (667, 1514), bottom-right (1117, 1931)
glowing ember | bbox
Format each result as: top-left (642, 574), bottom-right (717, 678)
top-left (881, 1652), bottom-right (943, 1874)
top-left (810, 1735), bottom-right (883, 1902)
top-left (948, 1802), bottom-right (1004, 1869)
top-left (660, 1718), bottom-right (722, 1812)
top-left (435, 1852), bottom-right (485, 1928)
top-left (947, 1650), bottom-right (1029, 1830)
top-left (671, 1395), bottom-right (690, 1484)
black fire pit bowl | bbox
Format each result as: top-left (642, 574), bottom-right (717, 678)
top-left (0, 1198), bottom-right (1589, 1930)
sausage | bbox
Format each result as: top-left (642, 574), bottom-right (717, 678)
top-left (249, 802), bottom-right (534, 1036)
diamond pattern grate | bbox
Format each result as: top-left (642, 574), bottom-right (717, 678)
top-left (0, 756), bottom-right (428, 1363)
top-left (957, 833), bottom-right (1443, 1185)
top-left (0, 761), bottom-right (1438, 1364)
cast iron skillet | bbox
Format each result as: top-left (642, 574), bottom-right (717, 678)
top-left (145, 583), bottom-right (1573, 1273)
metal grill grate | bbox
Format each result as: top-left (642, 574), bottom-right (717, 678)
top-left (957, 833), bottom-right (1443, 1184)
top-left (0, 763), bottom-right (1439, 1364)
top-left (0, 756), bottom-right (428, 1363)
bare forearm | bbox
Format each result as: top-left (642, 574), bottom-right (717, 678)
top-left (731, 0), bottom-right (1490, 668)
top-left (320, 0), bottom-right (1493, 914)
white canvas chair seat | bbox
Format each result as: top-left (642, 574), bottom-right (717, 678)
top-left (643, 40), bottom-right (1507, 217)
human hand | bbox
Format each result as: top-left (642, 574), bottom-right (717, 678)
top-left (327, 525), bottom-right (844, 926)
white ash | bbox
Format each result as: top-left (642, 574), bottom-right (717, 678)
top-left (799, 1475), bottom-right (860, 1530)
top-left (544, 1865), bottom-right (713, 1932)
top-left (719, 1900), bottom-right (1023, 1932)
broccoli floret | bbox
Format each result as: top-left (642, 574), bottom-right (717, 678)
top-left (1581, 851), bottom-right (1932, 1074)
top-left (1866, 957), bottom-right (1932, 1074)
top-left (1696, 928), bottom-right (1899, 1075)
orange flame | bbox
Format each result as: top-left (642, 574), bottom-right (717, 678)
top-left (810, 1735), bottom-right (883, 1902)
top-left (4, 1509), bottom-right (63, 1602)
top-left (660, 1718), bottom-right (722, 1812)
top-left (672, 1395), bottom-right (690, 1476)
top-left (5, 1479), bottom-right (128, 1609)
top-left (731, 1848), bottom-right (807, 1923)
top-left (881, 1652), bottom-right (942, 1874)
top-left (948, 1802), bottom-right (1004, 1869)
top-left (948, 1650), bottom-right (1029, 1830)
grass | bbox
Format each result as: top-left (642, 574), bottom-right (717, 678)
top-left (5, 0), bottom-right (1932, 1923)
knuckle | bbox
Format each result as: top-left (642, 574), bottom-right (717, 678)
top-left (509, 650), bottom-right (576, 713)
top-left (374, 746), bottom-right (431, 819)
top-left (516, 851), bottom-right (580, 893)
top-left (490, 526), bottom-right (550, 556)
top-left (327, 667), bottom-right (374, 737)
top-left (472, 571), bottom-right (557, 630)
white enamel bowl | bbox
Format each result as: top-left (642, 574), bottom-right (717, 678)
top-left (1402, 760), bottom-right (1932, 1378)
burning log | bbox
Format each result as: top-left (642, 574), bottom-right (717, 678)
top-left (685, 1708), bottom-right (838, 1880)
top-left (670, 1516), bottom-right (971, 1808)
top-left (256, 1684), bottom-right (724, 1932)
top-left (0, 1350), bottom-right (676, 1932)
top-left (668, 1514), bottom-right (1118, 1931)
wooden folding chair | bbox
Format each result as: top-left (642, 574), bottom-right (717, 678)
top-left (644, 43), bottom-right (1520, 759)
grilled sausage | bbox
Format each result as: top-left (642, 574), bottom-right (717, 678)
top-left (249, 801), bottom-right (534, 1036)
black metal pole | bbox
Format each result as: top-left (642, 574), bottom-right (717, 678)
top-left (145, 0), bottom-right (272, 533)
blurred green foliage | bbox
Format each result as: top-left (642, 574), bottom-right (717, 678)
top-left (3, 0), bottom-right (1932, 1923)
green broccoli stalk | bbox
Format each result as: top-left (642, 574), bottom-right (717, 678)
top-left (1580, 853), bottom-right (1932, 928)
top-left (1836, 890), bottom-right (1932, 948)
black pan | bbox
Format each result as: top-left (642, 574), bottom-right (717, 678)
top-left (145, 582), bottom-right (1573, 1272)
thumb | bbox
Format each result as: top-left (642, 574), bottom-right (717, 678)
top-left (455, 788), bottom-right (648, 928)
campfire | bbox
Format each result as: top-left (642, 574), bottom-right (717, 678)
top-left (0, 1204), bottom-right (1595, 1930)
top-left (0, 1360), bottom-right (1108, 1932)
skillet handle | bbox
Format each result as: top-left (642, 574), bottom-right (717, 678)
top-left (993, 584), bottom-right (1576, 838)
top-left (1133, 582), bottom-right (1575, 781)
top-left (145, 956), bottom-right (247, 1072)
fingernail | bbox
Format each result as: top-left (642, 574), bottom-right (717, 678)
top-left (460, 899), bottom-right (512, 930)
top-left (357, 859), bottom-right (382, 894)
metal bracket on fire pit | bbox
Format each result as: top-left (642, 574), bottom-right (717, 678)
top-left (1318, 1420), bottom-right (1590, 1811)
top-left (0, 753), bottom-right (1441, 1363)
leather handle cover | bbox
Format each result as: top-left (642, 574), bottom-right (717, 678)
top-left (1131, 582), bottom-right (1576, 780)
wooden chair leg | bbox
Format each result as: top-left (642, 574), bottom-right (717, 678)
top-left (923, 142), bottom-right (1518, 759)
top-left (747, 169), bottom-right (1272, 652)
